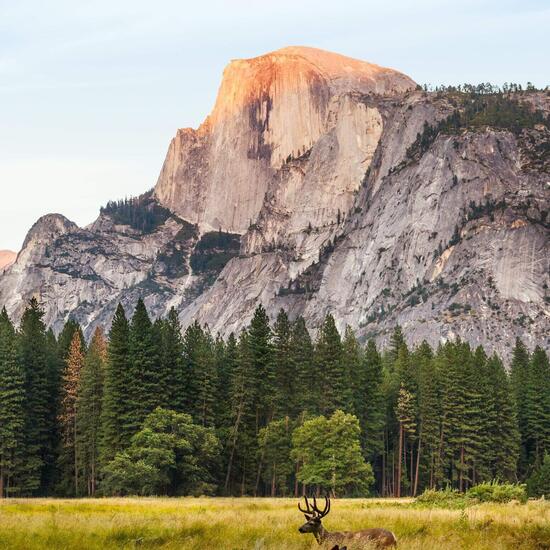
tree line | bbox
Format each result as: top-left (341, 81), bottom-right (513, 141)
top-left (0, 298), bottom-right (549, 498)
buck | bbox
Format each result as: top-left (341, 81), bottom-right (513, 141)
top-left (298, 495), bottom-right (397, 548)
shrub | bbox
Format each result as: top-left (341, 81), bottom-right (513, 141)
top-left (415, 487), bottom-right (468, 509)
top-left (466, 481), bottom-right (527, 503)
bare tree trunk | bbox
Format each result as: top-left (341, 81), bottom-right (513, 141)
top-left (409, 445), bottom-right (414, 496)
top-left (396, 424), bottom-right (403, 497)
top-left (414, 428), bottom-right (422, 497)
top-left (458, 445), bottom-right (464, 493)
top-left (382, 442), bottom-right (386, 497)
top-left (74, 414), bottom-right (78, 497)
top-left (224, 401), bottom-right (243, 493)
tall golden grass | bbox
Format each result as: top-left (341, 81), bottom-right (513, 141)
top-left (0, 497), bottom-right (549, 549)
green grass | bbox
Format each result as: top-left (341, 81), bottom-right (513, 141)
top-left (1, 497), bottom-right (549, 549)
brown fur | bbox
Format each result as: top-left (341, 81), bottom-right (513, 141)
top-left (298, 496), bottom-right (397, 548)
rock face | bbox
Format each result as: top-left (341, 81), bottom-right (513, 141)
top-left (153, 46), bottom-right (414, 234)
top-left (0, 250), bottom-right (16, 272)
top-left (0, 47), bottom-right (548, 356)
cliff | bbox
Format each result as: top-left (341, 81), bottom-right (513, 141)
top-left (0, 47), bottom-right (548, 355)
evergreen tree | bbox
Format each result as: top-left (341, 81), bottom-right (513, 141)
top-left (525, 347), bottom-right (550, 464)
top-left (18, 298), bottom-right (51, 494)
top-left (510, 338), bottom-right (531, 477)
top-left (417, 342), bottom-right (441, 491)
top-left (248, 305), bottom-right (274, 427)
top-left (344, 326), bottom-right (363, 418)
top-left (272, 309), bottom-right (293, 418)
top-left (100, 303), bottom-right (131, 463)
top-left (195, 326), bottom-right (218, 428)
top-left (58, 332), bottom-right (85, 495)
top-left (0, 309), bottom-right (25, 497)
top-left (315, 314), bottom-right (350, 415)
top-left (57, 319), bottom-right (86, 360)
top-left (160, 308), bottom-right (185, 412)
top-left (361, 340), bottom-right (386, 464)
top-left (225, 330), bottom-right (257, 495)
top-left (77, 327), bottom-right (106, 496)
top-left (126, 299), bottom-right (163, 435)
top-left (486, 353), bottom-right (519, 480)
top-left (290, 317), bottom-right (316, 416)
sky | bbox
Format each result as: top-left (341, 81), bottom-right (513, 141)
top-left (1, 0), bottom-right (549, 251)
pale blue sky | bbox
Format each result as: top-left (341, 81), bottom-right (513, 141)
top-left (1, 0), bottom-right (548, 251)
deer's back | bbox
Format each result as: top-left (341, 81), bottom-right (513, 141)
top-left (328, 528), bottom-right (397, 548)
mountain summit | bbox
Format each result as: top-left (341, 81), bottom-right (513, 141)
top-left (153, 47), bottom-right (415, 233)
top-left (0, 48), bottom-right (548, 355)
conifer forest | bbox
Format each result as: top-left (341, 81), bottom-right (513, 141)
top-left (0, 298), bottom-right (548, 499)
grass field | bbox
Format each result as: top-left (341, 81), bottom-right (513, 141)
top-left (1, 497), bottom-right (549, 549)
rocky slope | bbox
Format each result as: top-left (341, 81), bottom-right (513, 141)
top-left (1, 47), bottom-right (548, 355)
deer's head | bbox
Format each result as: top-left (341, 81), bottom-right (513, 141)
top-left (298, 495), bottom-right (330, 537)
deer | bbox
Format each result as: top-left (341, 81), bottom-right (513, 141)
top-left (298, 495), bottom-right (397, 548)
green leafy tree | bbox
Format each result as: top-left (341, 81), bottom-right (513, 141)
top-left (292, 410), bottom-right (374, 496)
top-left (103, 407), bottom-right (220, 496)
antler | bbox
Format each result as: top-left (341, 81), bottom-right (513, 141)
top-left (298, 496), bottom-right (314, 517)
top-left (312, 495), bottom-right (330, 518)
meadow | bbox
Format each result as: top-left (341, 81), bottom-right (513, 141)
top-left (1, 497), bottom-right (550, 549)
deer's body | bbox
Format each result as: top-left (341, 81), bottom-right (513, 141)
top-left (321, 527), bottom-right (397, 548)
top-left (298, 496), bottom-right (397, 548)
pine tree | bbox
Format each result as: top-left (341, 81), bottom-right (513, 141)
top-left (43, 328), bottom-right (62, 492)
top-left (58, 332), bottom-right (85, 496)
top-left (195, 326), bottom-right (218, 428)
top-left (361, 340), bottom-right (386, 463)
top-left (525, 347), bottom-right (550, 464)
top-left (100, 303), bottom-right (131, 464)
top-left (215, 333), bottom-right (237, 429)
top-left (315, 314), bottom-right (349, 415)
top-left (18, 298), bottom-right (51, 494)
top-left (0, 308), bottom-right (25, 497)
top-left (225, 330), bottom-right (257, 495)
top-left (416, 342), bottom-right (440, 490)
top-left (272, 309), bottom-right (293, 418)
top-left (290, 317), bottom-right (316, 416)
top-left (77, 327), bottom-right (106, 496)
top-left (486, 353), bottom-right (519, 480)
top-left (57, 320), bottom-right (86, 360)
top-left (510, 338), bottom-right (531, 477)
top-left (160, 308), bottom-right (185, 412)
top-left (248, 305), bottom-right (274, 427)
top-left (126, 298), bottom-right (163, 435)
top-left (344, 326), bottom-right (362, 418)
